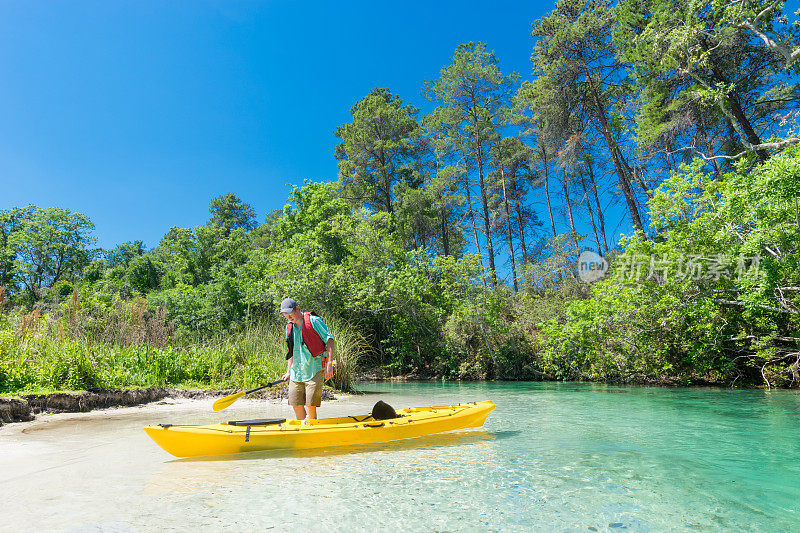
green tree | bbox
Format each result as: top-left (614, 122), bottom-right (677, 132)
top-left (209, 193), bottom-right (256, 236)
top-left (152, 227), bottom-right (200, 287)
top-left (426, 42), bottom-right (518, 286)
top-left (334, 88), bottom-right (423, 217)
top-left (542, 145), bottom-right (800, 386)
top-left (615, 0), bottom-right (800, 162)
top-left (523, 0), bottom-right (648, 234)
top-left (238, 182), bottom-right (357, 316)
top-left (233, 180), bottom-right (482, 373)
top-left (106, 240), bottom-right (145, 268)
top-left (424, 106), bottom-right (476, 260)
top-left (394, 178), bottom-right (465, 256)
top-left (0, 207), bottom-right (24, 292)
top-left (9, 205), bottom-right (96, 303)
top-left (127, 255), bottom-right (162, 293)
top-left (251, 208), bottom-right (283, 249)
top-left (489, 137), bottom-right (541, 291)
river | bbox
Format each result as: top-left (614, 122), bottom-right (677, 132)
top-left (1, 382), bottom-right (799, 531)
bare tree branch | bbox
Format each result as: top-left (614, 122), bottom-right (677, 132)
top-left (739, 19), bottom-right (800, 65)
top-left (729, 0), bottom-right (800, 66)
top-left (715, 298), bottom-right (796, 314)
top-left (670, 137), bottom-right (800, 161)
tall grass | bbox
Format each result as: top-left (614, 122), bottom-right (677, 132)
top-left (0, 303), bottom-right (366, 394)
top-left (323, 314), bottom-right (369, 392)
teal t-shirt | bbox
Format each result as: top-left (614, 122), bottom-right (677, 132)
top-left (289, 314), bottom-right (333, 382)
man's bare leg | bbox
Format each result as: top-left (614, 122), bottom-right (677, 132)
top-left (292, 405), bottom-right (306, 420)
top-left (306, 405), bottom-right (317, 420)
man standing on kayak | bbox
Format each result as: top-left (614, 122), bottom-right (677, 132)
top-left (279, 298), bottom-right (335, 423)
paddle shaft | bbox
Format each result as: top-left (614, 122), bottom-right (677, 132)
top-left (244, 379), bottom-right (285, 395)
top-left (212, 379), bottom-right (286, 411)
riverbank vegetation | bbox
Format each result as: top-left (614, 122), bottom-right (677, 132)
top-left (2, 0), bottom-right (799, 392)
top-left (0, 298), bottom-right (365, 394)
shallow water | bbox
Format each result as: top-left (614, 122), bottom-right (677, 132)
top-left (2, 382), bottom-right (799, 531)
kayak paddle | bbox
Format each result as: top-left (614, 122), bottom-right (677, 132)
top-left (212, 379), bottom-right (285, 411)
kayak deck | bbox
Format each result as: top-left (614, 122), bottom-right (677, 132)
top-left (144, 400), bottom-right (495, 458)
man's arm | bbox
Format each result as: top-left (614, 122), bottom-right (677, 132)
top-left (324, 338), bottom-right (335, 380)
top-left (282, 357), bottom-right (293, 382)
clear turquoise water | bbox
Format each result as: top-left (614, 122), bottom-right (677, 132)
top-left (2, 382), bottom-right (799, 531)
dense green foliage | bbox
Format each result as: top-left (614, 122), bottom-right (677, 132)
top-left (541, 146), bottom-right (800, 387)
top-left (1, 0), bottom-right (798, 392)
top-left (1, 205), bottom-right (95, 306)
top-left (616, 0), bottom-right (800, 162)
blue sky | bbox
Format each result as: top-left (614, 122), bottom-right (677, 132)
top-left (1, 0), bottom-right (616, 252)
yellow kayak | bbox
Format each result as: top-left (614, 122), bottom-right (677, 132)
top-left (144, 400), bottom-right (495, 458)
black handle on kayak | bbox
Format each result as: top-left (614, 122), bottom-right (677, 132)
top-left (245, 379), bottom-right (285, 395)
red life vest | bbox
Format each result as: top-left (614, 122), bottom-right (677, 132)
top-left (285, 312), bottom-right (328, 367)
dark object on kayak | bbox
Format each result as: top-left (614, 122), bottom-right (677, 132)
top-left (227, 418), bottom-right (286, 426)
top-left (371, 400), bottom-right (397, 420)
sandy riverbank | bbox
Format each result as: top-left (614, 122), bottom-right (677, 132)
top-left (1, 392), bottom-right (353, 439)
top-left (0, 385), bottom-right (338, 425)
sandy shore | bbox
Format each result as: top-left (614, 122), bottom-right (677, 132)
top-left (1, 390), bottom-right (352, 436)
top-left (0, 385), bottom-right (338, 425)
top-left (0, 395), bottom-right (210, 435)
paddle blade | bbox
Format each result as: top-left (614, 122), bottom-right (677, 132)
top-left (212, 391), bottom-right (245, 412)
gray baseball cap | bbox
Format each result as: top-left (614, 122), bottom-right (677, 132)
top-left (279, 298), bottom-right (297, 313)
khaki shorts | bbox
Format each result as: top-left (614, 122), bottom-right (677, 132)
top-left (288, 370), bottom-right (324, 407)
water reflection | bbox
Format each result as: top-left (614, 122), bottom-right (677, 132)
top-left (169, 429), bottom-right (519, 463)
top-left (144, 429), bottom-right (517, 497)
